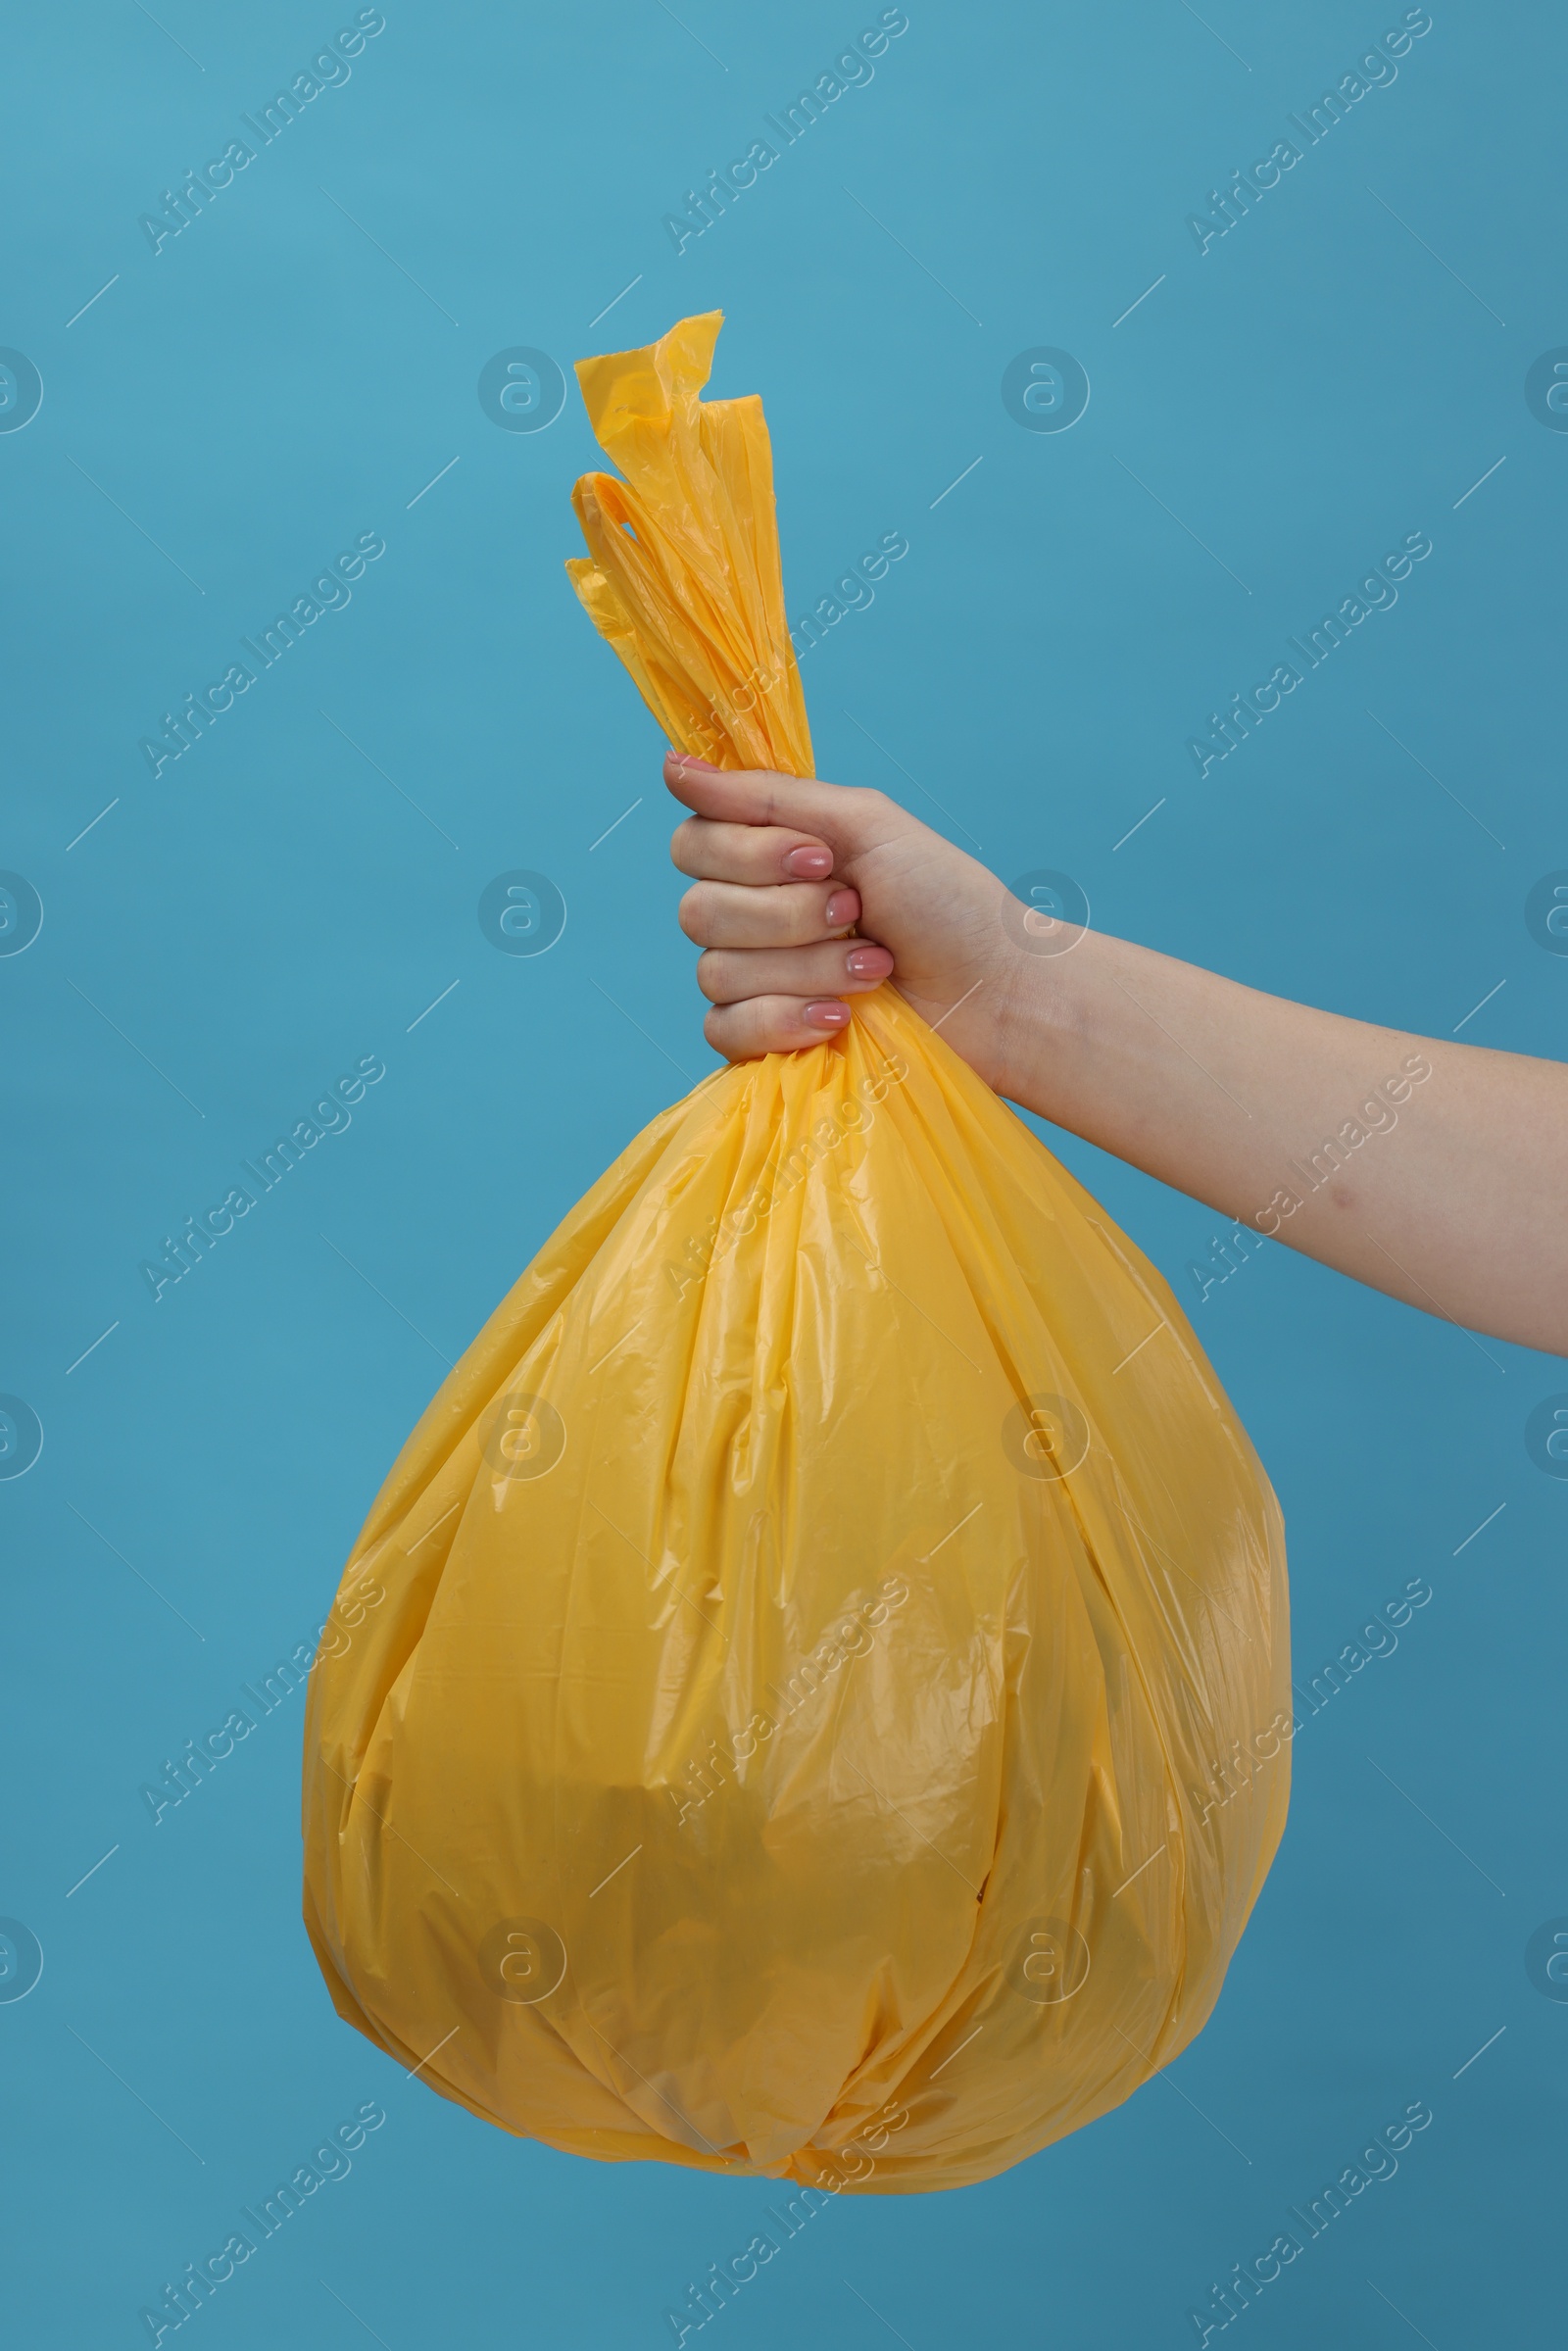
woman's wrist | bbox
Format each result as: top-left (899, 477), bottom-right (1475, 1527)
top-left (987, 928), bottom-right (1100, 1119)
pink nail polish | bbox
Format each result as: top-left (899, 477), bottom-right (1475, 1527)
top-left (824, 890), bottom-right (858, 927)
top-left (846, 946), bottom-right (892, 978)
top-left (676, 753), bottom-right (720, 771)
top-left (784, 845), bottom-right (833, 878)
top-left (805, 1001), bottom-right (851, 1028)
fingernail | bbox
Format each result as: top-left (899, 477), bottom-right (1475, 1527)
top-left (804, 1000), bottom-right (851, 1029)
top-left (676, 753), bottom-right (720, 772)
top-left (846, 946), bottom-right (893, 979)
top-left (824, 889), bottom-right (858, 927)
top-left (784, 845), bottom-right (833, 878)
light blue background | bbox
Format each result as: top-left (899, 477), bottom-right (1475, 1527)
top-left (2, 3), bottom-right (1563, 2344)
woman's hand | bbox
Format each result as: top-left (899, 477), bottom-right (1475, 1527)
top-left (664, 750), bottom-right (1017, 1081)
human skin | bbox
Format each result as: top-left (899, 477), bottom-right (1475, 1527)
top-left (663, 750), bottom-right (1568, 1356)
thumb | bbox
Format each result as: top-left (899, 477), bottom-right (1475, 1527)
top-left (662, 751), bottom-right (902, 858)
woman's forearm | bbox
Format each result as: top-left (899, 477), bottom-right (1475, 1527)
top-left (992, 930), bottom-right (1568, 1354)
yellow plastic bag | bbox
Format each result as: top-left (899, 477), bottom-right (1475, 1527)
top-left (302, 312), bottom-right (1290, 2195)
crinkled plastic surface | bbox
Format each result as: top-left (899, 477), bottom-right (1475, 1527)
top-left (302, 312), bottom-right (1290, 2194)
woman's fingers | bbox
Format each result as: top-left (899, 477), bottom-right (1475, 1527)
top-left (697, 940), bottom-right (894, 1005)
top-left (671, 813), bottom-right (834, 885)
top-left (660, 753), bottom-right (919, 1060)
top-left (662, 751), bottom-right (908, 867)
top-left (704, 994), bottom-right (854, 1059)
top-left (678, 877), bottom-right (860, 950)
